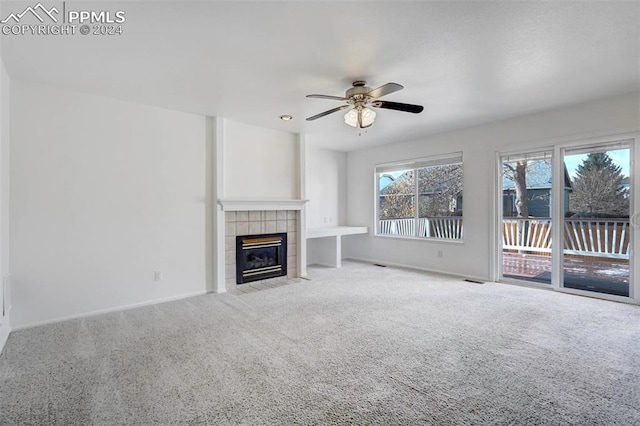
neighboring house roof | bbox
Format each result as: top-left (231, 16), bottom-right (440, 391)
top-left (379, 174), bottom-right (395, 191)
top-left (502, 161), bottom-right (573, 191)
top-left (380, 171), bottom-right (412, 195)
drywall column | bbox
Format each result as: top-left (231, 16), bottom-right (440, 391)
top-left (211, 117), bottom-right (226, 293)
top-left (298, 133), bottom-right (307, 277)
top-left (0, 56), bottom-right (10, 352)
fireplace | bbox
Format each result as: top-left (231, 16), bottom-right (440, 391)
top-left (236, 233), bottom-right (287, 284)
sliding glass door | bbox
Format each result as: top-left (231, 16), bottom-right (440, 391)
top-left (561, 143), bottom-right (631, 297)
top-left (500, 151), bottom-right (553, 284)
top-left (499, 139), bottom-right (633, 301)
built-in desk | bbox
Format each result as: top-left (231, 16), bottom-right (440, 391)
top-left (306, 226), bottom-right (368, 268)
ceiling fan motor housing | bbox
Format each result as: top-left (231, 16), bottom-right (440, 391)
top-left (346, 81), bottom-right (372, 100)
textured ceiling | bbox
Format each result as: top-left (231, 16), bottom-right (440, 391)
top-left (2, 1), bottom-right (639, 151)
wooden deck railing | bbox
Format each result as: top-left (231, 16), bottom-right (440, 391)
top-left (379, 217), bottom-right (630, 258)
top-left (502, 218), bottom-right (630, 259)
top-left (379, 218), bottom-right (414, 236)
top-left (379, 217), bottom-right (463, 239)
top-left (563, 218), bottom-right (630, 259)
top-left (503, 219), bottom-right (552, 253)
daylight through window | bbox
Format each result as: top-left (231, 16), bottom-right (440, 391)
top-left (376, 153), bottom-right (463, 240)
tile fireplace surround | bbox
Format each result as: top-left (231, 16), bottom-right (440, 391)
top-left (224, 210), bottom-right (298, 290)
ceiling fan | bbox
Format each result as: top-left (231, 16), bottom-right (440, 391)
top-left (305, 81), bottom-right (424, 128)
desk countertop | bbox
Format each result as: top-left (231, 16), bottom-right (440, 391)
top-left (306, 226), bottom-right (368, 239)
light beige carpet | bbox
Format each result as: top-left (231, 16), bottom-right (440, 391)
top-left (1, 261), bottom-right (639, 425)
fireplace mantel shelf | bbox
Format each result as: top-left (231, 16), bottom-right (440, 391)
top-left (218, 199), bottom-right (309, 211)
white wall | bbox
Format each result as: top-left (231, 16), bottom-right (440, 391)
top-left (344, 92), bottom-right (640, 280)
top-left (10, 81), bottom-right (208, 329)
top-left (305, 145), bottom-right (347, 228)
top-left (0, 58), bottom-right (10, 352)
top-left (224, 120), bottom-right (299, 200)
top-left (305, 145), bottom-right (348, 266)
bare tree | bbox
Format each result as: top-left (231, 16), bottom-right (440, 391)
top-left (379, 170), bottom-right (414, 219)
top-left (502, 161), bottom-right (529, 218)
top-left (502, 160), bottom-right (534, 254)
top-left (379, 165), bottom-right (463, 220)
top-left (417, 164), bottom-right (463, 217)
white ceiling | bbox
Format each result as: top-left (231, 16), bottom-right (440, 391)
top-left (2, 1), bottom-right (639, 151)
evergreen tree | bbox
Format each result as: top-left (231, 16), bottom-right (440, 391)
top-left (575, 152), bottom-right (622, 176)
top-left (570, 153), bottom-right (628, 216)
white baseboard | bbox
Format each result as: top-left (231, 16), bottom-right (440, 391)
top-left (0, 322), bottom-right (9, 355)
top-left (11, 290), bottom-right (207, 331)
top-left (307, 261), bottom-right (340, 268)
top-left (343, 256), bottom-right (490, 284)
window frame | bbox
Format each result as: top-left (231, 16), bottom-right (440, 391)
top-left (375, 152), bottom-right (464, 242)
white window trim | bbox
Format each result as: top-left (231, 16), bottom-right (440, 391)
top-left (374, 152), bottom-right (464, 241)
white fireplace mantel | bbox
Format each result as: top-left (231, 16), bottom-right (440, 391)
top-left (217, 199), bottom-right (309, 212)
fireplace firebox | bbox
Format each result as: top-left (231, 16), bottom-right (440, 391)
top-left (236, 233), bottom-right (287, 284)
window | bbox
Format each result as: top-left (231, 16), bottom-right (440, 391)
top-left (376, 153), bottom-right (463, 240)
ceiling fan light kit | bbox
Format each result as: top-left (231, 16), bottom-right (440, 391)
top-left (306, 80), bottom-right (424, 129)
top-left (344, 107), bottom-right (376, 128)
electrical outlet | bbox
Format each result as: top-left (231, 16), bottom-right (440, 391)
top-left (437, 250), bottom-right (443, 258)
top-left (154, 271), bottom-right (162, 281)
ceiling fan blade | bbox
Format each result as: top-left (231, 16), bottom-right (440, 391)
top-left (371, 100), bottom-right (424, 114)
top-left (306, 94), bottom-right (348, 101)
top-left (366, 83), bottom-right (404, 99)
top-left (306, 105), bottom-right (350, 121)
